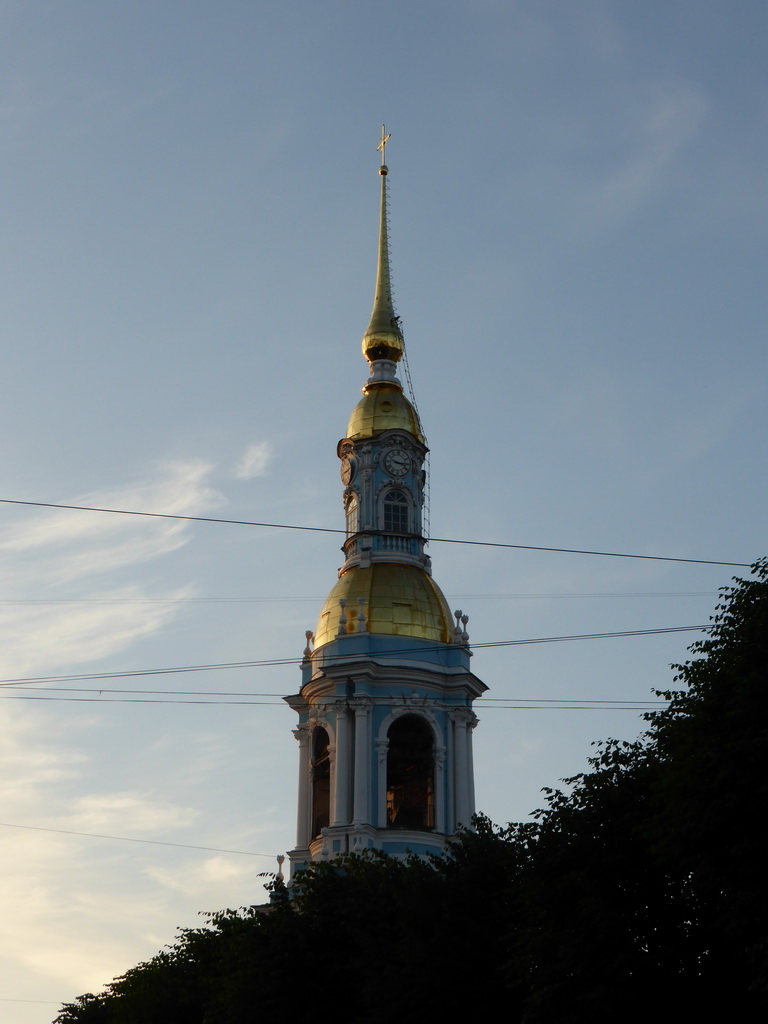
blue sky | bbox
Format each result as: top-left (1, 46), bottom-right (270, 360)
top-left (1, 1), bottom-right (766, 1018)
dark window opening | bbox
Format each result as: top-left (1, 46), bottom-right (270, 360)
top-left (311, 727), bottom-right (330, 839)
top-left (386, 715), bottom-right (434, 830)
top-left (384, 489), bottom-right (409, 532)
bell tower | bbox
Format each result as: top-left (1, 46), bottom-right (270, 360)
top-left (285, 130), bottom-right (487, 875)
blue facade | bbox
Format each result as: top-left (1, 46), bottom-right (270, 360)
top-left (285, 152), bottom-right (487, 876)
top-left (286, 631), bottom-right (485, 874)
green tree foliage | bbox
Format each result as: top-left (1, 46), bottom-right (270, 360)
top-left (649, 555), bottom-right (768, 999)
top-left (55, 848), bottom-right (521, 1024)
top-left (55, 561), bottom-right (768, 1023)
top-left (509, 558), bottom-right (768, 1019)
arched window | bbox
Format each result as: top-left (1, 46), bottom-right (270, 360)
top-left (311, 727), bottom-right (330, 839)
top-left (345, 492), bottom-right (359, 538)
top-left (386, 715), bottom-right (434, 830)
top-left (383, 488), bottom-right (409, 533)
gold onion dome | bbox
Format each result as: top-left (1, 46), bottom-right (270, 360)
top-left (313, 128), bottom-right (447, 650)
top-left (346, 383), bottom-right (423, 441)
top-left (314, 564), bottom-right (454, 648)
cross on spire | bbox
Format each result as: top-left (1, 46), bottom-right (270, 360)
top-left (376, 124), bottom-right (391, 165)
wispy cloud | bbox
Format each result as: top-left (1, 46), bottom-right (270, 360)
top-left (67, 792), bottom-right (199, 834)
top-left (234, 440), bottom-right (273, 480)
top-left (584, 82), bottom-right (708, 224)
top-left (0, 721), bottom-right (219, 991)
top-left (0, 460), bottom-right (221, 677)
top-left (145, 855), bottom-right (254, 897)
top-left (0, 460), bottom-right (218, 557)
top-left (0, 457), bottom-right (247, 998)
top-left (0, 705), bottom-right (86, 812)
top-left (0, 813), bottom-right (199, 990)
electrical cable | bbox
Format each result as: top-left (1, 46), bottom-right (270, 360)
top-left (0, 591), bottom-right (720, 604)
top-left (0, 623), bottom-right (709, 689)
top-left (0, 821), bottom-right (276, 858)
top-left (0, 497), bottom-right (750, 567)
top-left (0, 694), bottom-right (666, 709)
top-left (0, 998), bottom-right (63, 1005)
top-left (2, 694), bottom-right (288, 704)
top-left (0, 685), bottom-right (672, 704)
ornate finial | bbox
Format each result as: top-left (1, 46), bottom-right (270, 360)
top-left (453, 610), bottom-right (470, 648)
top-left (302, 630), bottom-right (314, 661)
top-left (337, 598), bottom-right (348, 637)
top-left (454, 609), bottom-right (464, 644)
top-left (357, 596), bottom-right (367, 632)
top-left (362, 126), bottom-right (405, 365)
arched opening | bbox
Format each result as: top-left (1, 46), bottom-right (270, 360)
top-left (386, 715), bottom-right (434, 830)
top-left (311, 727), bottom-right (330, 838)
top-left (345, 492), bottom-right (359, 538)
top-left (383, 488), bottom-right (409, 533)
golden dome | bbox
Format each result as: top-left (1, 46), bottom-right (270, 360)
top-left (362, 326), bottom-right (404, 364)
top-left (314, 564), bottom-right (454, 649)
top-left (346, 382), bottom-right (424, 441)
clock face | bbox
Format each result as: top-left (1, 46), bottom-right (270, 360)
top-left (340, 457), bottom-right (356, 485)
top-left (384, 448), bottom-right (410, 477)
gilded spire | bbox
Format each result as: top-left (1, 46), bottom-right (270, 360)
top-left (362, 125), bottom-right (405, 365)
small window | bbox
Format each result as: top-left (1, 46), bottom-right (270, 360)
top-left (386, 715), bottom-right (434, 830)
top-left (383, 489), bottom-right (409, 532)
top-left (345, 493), bottom-right (359, 538)
top-left (311, 728), bottom-right (330, 838)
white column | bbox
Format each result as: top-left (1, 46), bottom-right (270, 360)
top-left (446, 708), bottom-right (455, 832)
top-left (328, 743), bottom-right (337, 827)
top-left (434, 744), bottom-right (446, 834)
top-left (451, 708), bottom-right (473, 829)
top-left (293, 725), bottom-right (311, 849)
top-left (466, 711), bottom-right (478, 820)
top-left (351, 696), bottom-right (373, 825)
top-left (332, 703), bottom-right (350, 826)
top-left (375, 737), bottom-right (389, 828)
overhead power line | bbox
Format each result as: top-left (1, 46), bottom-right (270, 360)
top-left (0, 999), bottom-right (63, 1006)
top-left (0, 821), bottom-right (275, 858)
top-left (0, 497), bottom-right (749, 567)
top-left (0, 694), bottom-right (664, 710)
top-left (474, 624), bottom-right (707, 648)
top-left (0, 684), bottom-right (671, 704)
top-left (0, 623), bottom-right (709, 690)
top-left (0, 686), bottom-right (669, 710)
top-left (2, 694), bottom-right (287, 705)
top-left (0, 591), bottom-right (720, 604)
